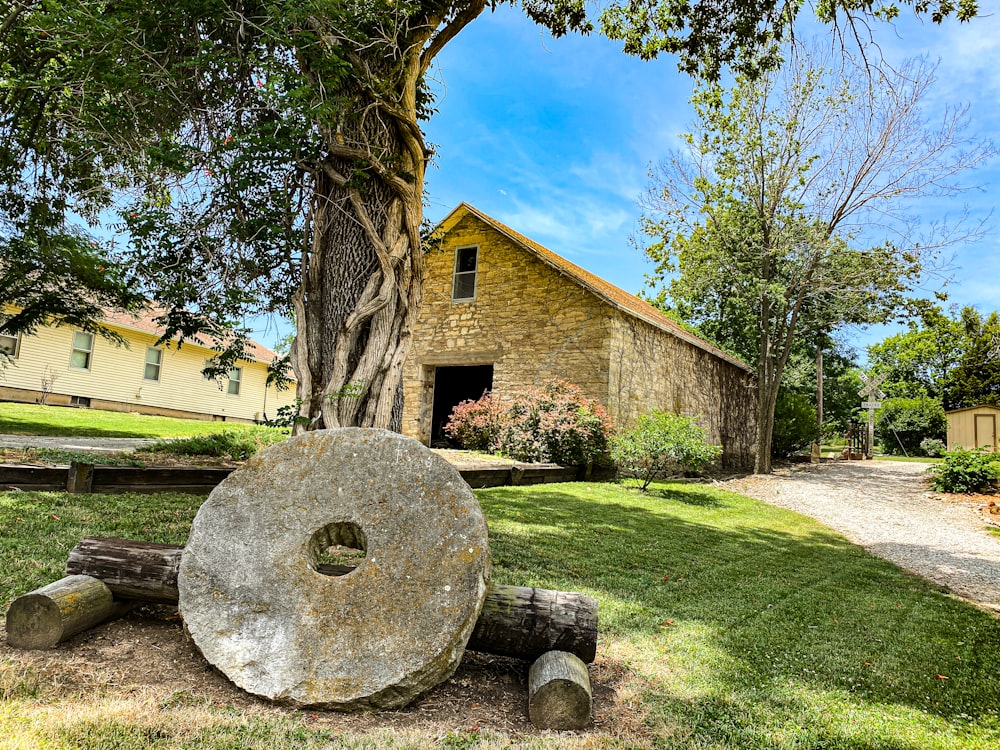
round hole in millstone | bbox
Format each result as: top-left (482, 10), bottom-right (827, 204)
top-left (308, 521), bottom-right (367, 577)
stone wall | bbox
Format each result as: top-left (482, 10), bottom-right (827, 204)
top-left (608, 314), bottom-right (757, 468)
top-left (402, 214), bottom-right (613, 444)
top-left (402, 209), bottom-right (757, 468)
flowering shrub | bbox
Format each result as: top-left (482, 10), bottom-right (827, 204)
top-left (444, 380), bottom-right (612, 466)
top-left (443, 391), bottom-right (504, 452)
top-left (611, 411), bottom-right (722, 490)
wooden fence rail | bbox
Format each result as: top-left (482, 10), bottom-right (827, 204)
top-left (1, 461), bottom-right (607, 494)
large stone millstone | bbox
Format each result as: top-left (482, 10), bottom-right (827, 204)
top-left (177, 428), bottom-right (491, 710)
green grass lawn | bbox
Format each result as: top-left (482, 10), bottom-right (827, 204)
top-left (2, 481), bottom-right (998, 748)
top-left (0, 402), bottom-right (284, 440)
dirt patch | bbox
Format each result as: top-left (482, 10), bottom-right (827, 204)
top-left (1, 604), bottom-right (647, 744)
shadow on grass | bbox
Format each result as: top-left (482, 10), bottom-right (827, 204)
top-left (0, 416), bottom-right (153, 439)
top-left (478, 482), bottom-right (1000, 745)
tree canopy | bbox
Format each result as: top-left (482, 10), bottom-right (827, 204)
top-left (0, 0), bottom-right (986, 428)
top-left (639, 48), bottom-right (992, 472)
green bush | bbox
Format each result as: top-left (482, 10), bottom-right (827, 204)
top-left (929, 447), bottom-right (1000, 493)
top-left (875, 397), bottom-right (947, 456)
top-left (611, 411), bottom-right (722, 490)
top-left (148, 429), bottom-right (287, 460)
top-left (919, 437), bottom-right (947, 458)
top-left (771, 390), bottom-right (817, 458)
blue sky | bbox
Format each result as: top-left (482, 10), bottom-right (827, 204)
top-left (411, 6), bottom-right (1000, 362)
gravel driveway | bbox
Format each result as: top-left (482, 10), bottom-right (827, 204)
top-left (728, 460), bottom-right (1000, 614)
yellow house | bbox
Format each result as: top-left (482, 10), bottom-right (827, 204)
top-left (946, 404), bottom-right (1000, 452)
top-left (0, 307), bottom-right (295, 423)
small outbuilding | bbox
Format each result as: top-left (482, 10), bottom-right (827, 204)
top-left (945, 404), bottom-right (1000, 452)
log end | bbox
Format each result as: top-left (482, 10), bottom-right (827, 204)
top-left (6, 593), bottom-right (64, 649)
top-left (528, 650), bottom-right (592, 730)
top-left (6, 575), bottom-right (116, 650)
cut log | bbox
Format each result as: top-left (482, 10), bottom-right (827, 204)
top-left (63, 537), bottom-right (598, 662)
top-left (5, 574), bottom-right (132, 649)
top-left (66, 537), bottom-right (183, 604)
top-left (468, 585), bottom-right (598, 663)
top-left (528, 650), bottom-right (592, 730)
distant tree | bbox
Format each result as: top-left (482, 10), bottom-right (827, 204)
top-left (866, 305), bottom-right (970, 400)
top-left (639, 49), bottom-right (993, 473)
top-left (875, 396), bottom-right (947, 455)
top-left (946, 310), bottom-right (1000, 409)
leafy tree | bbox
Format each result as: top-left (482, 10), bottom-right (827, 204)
top-left (874, 396), bottom-right (946, 455)
top-left (639, 48), bottom-right (992, 473)
top-left (945, 310), bottom-right (1000, 409)
top-left (0, 2), bottom-right (983, 430)
top-left (869, 305), bottom-right (1000, 409)
top-left (770, 389), bottom-right (818, 458)
top-left (866, 304), bottom-right (969, 400)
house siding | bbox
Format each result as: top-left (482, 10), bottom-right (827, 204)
top-left (1, 320), bottom-right (294, 423)
top-left (402, 208), bottom-right (757, 468)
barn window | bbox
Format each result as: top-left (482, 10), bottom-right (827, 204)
top-left (70, 331), bottom-right (94, 370)
top-left (451, 246), bottom-right (478, 301)
top-left (144, 347), bottom-right (163, 381)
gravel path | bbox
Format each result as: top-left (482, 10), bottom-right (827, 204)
top-left (728, 460), bottom-right (1000, 614)
top-left (0, 433), bottom-right (159, 452)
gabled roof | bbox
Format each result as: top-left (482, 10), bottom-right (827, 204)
top-left (945, 404), bottom-right (1000, 415)
top-left (101, 306), bottom-right (281, 365)
top-left (435, 202), bottom-right (751, 373)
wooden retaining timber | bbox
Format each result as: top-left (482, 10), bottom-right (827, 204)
top-left (1, 461), bottom-right (610, 494)
top-left (63, 536), bottom-right (599, 663)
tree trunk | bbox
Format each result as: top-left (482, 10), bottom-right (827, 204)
top-left (66, 536), bottom-right (183, 604)
top-left (467, 585), bottom-right (598, 663)
top-left (63, 538), bottom-right (599, 663)
top-left (288, 42), bottom-right (427, 433)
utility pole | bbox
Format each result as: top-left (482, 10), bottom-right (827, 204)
top-left (812, 346), bottom-right (823, 463)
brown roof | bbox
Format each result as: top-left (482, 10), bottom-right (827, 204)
top-left (101, 305), bottom-right (281, 364)
top-left (437, 203), bottom-right (751, 373)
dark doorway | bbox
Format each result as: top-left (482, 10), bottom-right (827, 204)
top-left (431, 365), bottom-right (494, 445)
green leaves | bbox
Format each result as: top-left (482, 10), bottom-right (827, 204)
top-left (611, 410), bottom-right (721, 490)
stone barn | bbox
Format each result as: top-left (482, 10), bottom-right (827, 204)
top-left (401, 203), bottom-right (757, 468)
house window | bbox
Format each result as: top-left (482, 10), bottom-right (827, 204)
top-left (144, 347), bottom-right (163, 381)
top-left (70, 331), bottom-right (94, 370)
top-left (0, 333), bottom-right (18, 359)
top-left (227, 367), bottom-right (242, 395)
top-left (451, 246), bottom-right (478, 301)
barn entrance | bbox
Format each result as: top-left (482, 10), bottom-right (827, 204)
top-left (431, 365), bottom-right (494, 445)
